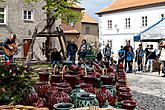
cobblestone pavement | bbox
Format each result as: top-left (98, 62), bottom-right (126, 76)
top-left (127, 72), bottom-right (165, 110)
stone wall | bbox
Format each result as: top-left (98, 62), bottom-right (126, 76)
top-left (0, 0), bottom-right (46, 60)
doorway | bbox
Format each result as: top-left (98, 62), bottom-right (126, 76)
top-left (23, 39), bottom-right (32, 57)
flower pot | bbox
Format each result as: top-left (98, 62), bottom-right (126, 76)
top-left (73, 92), bottom-right (99, 108)
top-left (56, 82), bottom-right (72, 94)
top-left (96, 86), bottom-right (115, 107)
top-left (79, 83), bottom-right (94, 93)
top-left (26, 92), bottom-right (39, 105)
top-left (53, 103), bottom-right (74, 110)
top-left (119, 92), bottom-right (132, 102)
top-left (38, 72), bottom-right (49, 82)
top-left (119, 87), bottom-right (131, 93)
top-left (117, 79), bottom-right (126, 85)
top-left (50, 75), bottom-right (62, 84)
top-left (48, 88), bottom-right (71, 108)
top-left (122, 100), bottom-right (137, 110)
top-left (70, 85), bottom-right (85, 102)
top-left (101, 85), bottom-right (116, 98)
top-left (101, 75), bottom-right (114, 85)
top-left (33, 81), bottom-right (50, 97)
top-left (117, 72), bottom-right (126, 78)
top-left (83, 75), bottom-right (96, 85)
top-left (70, 65), bottom-right (80, 72)
top-left (116, 83), bottom-right (126, 91)
top-left (107, 66), bottom-right (114, 73)
top-left (64, 75), bottom-right (79, 89)
top-left (45, 83), bottom-right (57, 100)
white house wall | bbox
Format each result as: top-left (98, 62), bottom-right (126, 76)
top-left (99, 5), bottom-right (165, 54)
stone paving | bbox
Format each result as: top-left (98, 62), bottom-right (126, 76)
top-left (127, 72), bottom-right (165, 110)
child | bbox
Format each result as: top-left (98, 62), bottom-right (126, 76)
top-left (125, 47), bottom-right (134, 73)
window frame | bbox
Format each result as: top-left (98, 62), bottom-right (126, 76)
top-left (23, 10), bottom-right (33, 21)
top-left (125, 18), bottom-right (131, 29)
top-left (107, 20), bottom-right (112, 29)
top-left (141, 16), bottom-right (148, 27)
top-left (86, 26), bottom-right (90, 34)
top-left (0, 7), bottom-right (7, 25)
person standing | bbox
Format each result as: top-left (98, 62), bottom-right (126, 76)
top-left (135, 44), bottom-right (145, 73)
top-left (123, 41), bottom-right (134, 71)
top-left (2, 34), bottom-right (17, 63)
top-left (51, 48), bottom-right (61, 69)
top-left (103, 43), bottom-right (112, 62)
top-left (144, 45), bottom-right (150, 69)
top-left (146, 44), bottom-right (156, 72)
top-left (96, 49), bottom-right (103, 62)
top-left (159, 47), bottom-right (165, 77)
top-left (118, 45), bottom-right (125, 64)
top-left (45, 39), bottom-right (52, 61)
top-left (67, 39), bottom-right (78, 64)
top-left (125, 47), bottom-right (134, 73)
top-left (78, 39), bottom-right (88, 60)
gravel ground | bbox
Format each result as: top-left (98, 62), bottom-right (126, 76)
top-left (127, 72), bottom-right (165, 110)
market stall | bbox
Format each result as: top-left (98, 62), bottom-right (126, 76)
top-left (134, 18), bottom-right (165, 46)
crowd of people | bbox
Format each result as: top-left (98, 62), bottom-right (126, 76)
top-left (51, 39), bottom-right (94, 68)
top-left (99, 41), bottom-right (164, 76)
top-left (2, 34), bottom-right (165, 77)
top-left (43, 38), bottom-right (165, 77)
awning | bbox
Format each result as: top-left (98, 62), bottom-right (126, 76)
top-left (134, 33), bottom-right (141, 41)
top-left (134, 17), bottom-right (165, 42)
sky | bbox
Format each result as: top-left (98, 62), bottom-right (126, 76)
top-left (80, 0), bottom-right (113, 21)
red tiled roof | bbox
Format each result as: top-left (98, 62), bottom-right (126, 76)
top-left (97, 0), bottom-right (165, 14)
top-left (82, 12), bottom-right (98, 24)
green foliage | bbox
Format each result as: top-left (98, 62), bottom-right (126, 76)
top-left (0, 64), bottom-right (34, 105)
top-left (24, 0), bottom-right (82, 24)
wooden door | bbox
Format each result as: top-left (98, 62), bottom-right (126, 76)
top-left (23, 39), bottom-right (32, 57)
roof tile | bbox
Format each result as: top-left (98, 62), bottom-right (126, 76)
top-left (82, 12), bottom-right (98, 24)
top-left (97, 0), bottom-right (165, 14)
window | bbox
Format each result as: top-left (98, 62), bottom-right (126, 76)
top-left (0, 7), bottom-right (6, 24)
top-left (86, 27), bottom-right (90, 34)
top-left (107, 40), bottom-right (112, 48)
top-left (125, 18), bottom-right (131, 28)
top-left (161, 14), bottom-right (164, 18)
top-left (108, 20), bottom-right (112, 29)
top-left (23, 10), bottom-right (33, 21)
top-left (142, 16), bottom-right (147, 27)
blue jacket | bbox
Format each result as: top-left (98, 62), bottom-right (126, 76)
top-left (136, 49), bottom-right (144, 59)
top-left (118, 49), bottom-right (125, 59)
top-left (126, 51), bottom-right (134, 61)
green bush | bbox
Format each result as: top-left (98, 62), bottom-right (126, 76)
top-left (0, 64), bottom-right (34, 105)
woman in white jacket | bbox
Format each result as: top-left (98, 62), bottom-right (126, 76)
top-left (160, 47), bottom-right (165, 77)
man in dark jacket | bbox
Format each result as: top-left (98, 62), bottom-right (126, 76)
top-left (67, 39), bottom-right (78, 64)
top-left (123, 41), bottom-right (134, 71)
top-left (146, 44), bottom-right (156, 72)
top-left (51, 48), bottom-right (61, 68)
top-left (135, 44), bottom-right (144, 72)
